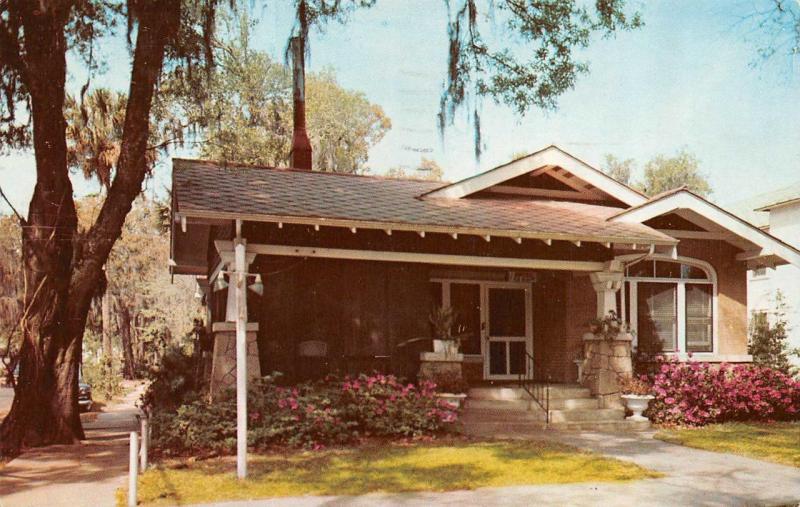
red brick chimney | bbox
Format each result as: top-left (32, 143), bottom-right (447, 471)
top-left (290, 36), bottom-right (312, 170)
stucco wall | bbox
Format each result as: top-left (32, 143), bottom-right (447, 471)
top-left (749, 202), bottom-right (800, 366)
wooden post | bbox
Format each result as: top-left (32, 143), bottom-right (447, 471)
top-left (234, 234), bottom-right (248, 480)
top-left (589, 270), bottom-right (624, 319)
top-left (140, 416), bottom-right (149, 471)
top-left (128, 431), bottom-right (138, 507)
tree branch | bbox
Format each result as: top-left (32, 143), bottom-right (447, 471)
top-left (0, 0), bottom-right (29, 82)
top-left (0, 183), bottom-right (26, 225)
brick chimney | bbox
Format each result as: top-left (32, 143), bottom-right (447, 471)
top-left (290, 36), bottom-right (312, 170)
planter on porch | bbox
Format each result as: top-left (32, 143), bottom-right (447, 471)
top-left (436, 392), bottom-right (468, 409)
top-left (419, 351), bottom-right (466, 399)
top-left (432, 339), bottom-right (460, 357)
top-left (621, 394), bottom-right (654, 421)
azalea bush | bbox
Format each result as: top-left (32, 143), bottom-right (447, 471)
top-left (646, 358), bottom-right (800, 426)
top-left (340, 374), bottom-right (457, 437)
top-left (149, 373), bottom-right (458, 456)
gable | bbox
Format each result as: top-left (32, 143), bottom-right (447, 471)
top-left (422, 145), bottom-right (648, 207)
top-left (610, 189), bottom-right (800, 269)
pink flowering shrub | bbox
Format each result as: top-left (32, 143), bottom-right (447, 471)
top-left (647, 357), bottom-right (800, 426)
top-left (150, 373), bottom-right (457, 456)
top-left (340, 373), bottom-right (457, 437)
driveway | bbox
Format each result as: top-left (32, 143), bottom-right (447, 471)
top-left (191, 431), bottom-right (800, 507)
top-left (0, 382), bottom-right (144, 507)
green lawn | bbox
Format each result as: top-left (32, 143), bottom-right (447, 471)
top-left (656, 422), bottom-right (800, 467)
top-left (121, 439), bottom-right (660, 506)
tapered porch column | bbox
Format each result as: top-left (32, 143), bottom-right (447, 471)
top-left (589, 261), bottom-right (624, 318)
top-left (584, 261), bottom-right (631, 409)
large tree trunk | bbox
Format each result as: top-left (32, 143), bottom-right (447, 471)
top-left (117, 303), bottom-right (137, 380)
top-left (102, 291), bottom-right (112, 361)
top-left (1, 0), bottom-right (180, 459)
top-left (0, 0), bottom-right (82, 456)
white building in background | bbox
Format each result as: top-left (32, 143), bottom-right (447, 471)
top-left (729, 182), bottom-right (800, 366)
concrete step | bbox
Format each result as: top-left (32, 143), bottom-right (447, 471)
top-left (463, 398), bottom-right (532, 411)
top-left (548, 419), bottom-right (651, 432)
top-left (467, 387), bottom-right (527, 401)
top-left (539, 385), bottom-right (592, 400)
top-left (549, 408), bottom-right (625, 423)
top-left (460, 408), bottom-right (547, 423)
top-left (547, 397), bottom-right (600, 410)
top-left (468, 384), bottom-right (592, 401)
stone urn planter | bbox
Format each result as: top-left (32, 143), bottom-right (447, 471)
top-left (432, 339), bottom-right (460, 358)
top-left (436, 392), bottom-right (467, 409)
top-left (621, 394), bottom-right (655, 421)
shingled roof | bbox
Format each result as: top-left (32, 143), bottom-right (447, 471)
top-left (172, 158), bottom-right (676, 245)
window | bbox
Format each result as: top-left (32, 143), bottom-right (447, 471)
top-left (450, 283), bottom-right (482, 354)
top-left (752, 266), bottom-right (768, 278)
top-left (623, 258), bottom-right (715, 355)
top-left (637, 282), bottom-right (678, 352)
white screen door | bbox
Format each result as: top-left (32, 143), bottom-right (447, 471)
top-left (483, 284), bottom-right (533, 380)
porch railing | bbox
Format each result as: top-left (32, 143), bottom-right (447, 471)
top-left (518, 350), bottom-right (551, 425)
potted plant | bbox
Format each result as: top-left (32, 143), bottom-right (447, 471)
top-left (429, 369), bottom-right (469, 409)
top-left (429, 305), bottom-right (459, 358)
top-left (618, 374), bottom-right (655, 421)
top-left (587, 310), bottom-right (629, 341)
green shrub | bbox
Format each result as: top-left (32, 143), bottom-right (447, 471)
top-left (141, 345), bottom-right (202, 414)
top-left (749, 293), bottom-right (794, 375)
top-left (82, 356), bottom-right (123, 401)
top-left (150, 373), bottom-right (458, 456)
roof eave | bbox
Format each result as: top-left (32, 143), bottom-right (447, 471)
top-left (173, 208), bottom-right (678, 247)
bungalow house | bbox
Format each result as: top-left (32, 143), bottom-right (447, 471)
top-left (169, 145), bottom-right (800, 429)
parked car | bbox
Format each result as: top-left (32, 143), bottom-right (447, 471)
top-left (78, 372), bottom-right (93, 412)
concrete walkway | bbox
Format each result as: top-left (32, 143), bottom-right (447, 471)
top-left (192, 430), bottom-right (800, 507)
top-left (0, 382), bottom-right (145, 507)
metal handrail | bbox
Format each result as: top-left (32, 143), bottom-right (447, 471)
top-left (518, 350), bottom-right (550, 424)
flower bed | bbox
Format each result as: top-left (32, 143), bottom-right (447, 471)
top-left (147, 373), bottom-right (458, 456)
top-left (646, 358), bottom-right (800, 426)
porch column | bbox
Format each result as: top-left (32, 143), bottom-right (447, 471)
top-left (583, 261), bottom-right (631, 409)
top-left (589, 260), bottom-right (624, 318)
top-left (210, 235), bottom-right (261, 481)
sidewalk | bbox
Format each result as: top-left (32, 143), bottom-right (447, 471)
top-left (190, 430), bottom-right (800, 507)
top-left (0, 382), bottom-right (144, 507)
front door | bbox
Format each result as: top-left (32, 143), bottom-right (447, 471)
top-left (483, 284), bottom-right (533, 380)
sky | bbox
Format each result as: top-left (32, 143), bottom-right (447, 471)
top-left (1, 0), bottom-right (799, 215)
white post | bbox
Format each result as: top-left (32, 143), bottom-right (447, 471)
top-left (589, 269), bottom-right (624, 319)
top-left (140, 417), bottom-right (149, 471)
top-left (128, 431), bottom-right (138, 507)
top-left (234, 234), bottom-right (248, 480)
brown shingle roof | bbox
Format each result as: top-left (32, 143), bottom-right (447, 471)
top-left (172, 158), bottom-right (676, 244)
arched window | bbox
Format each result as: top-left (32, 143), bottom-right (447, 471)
top-left (621, 257), bottom-right (716, 354)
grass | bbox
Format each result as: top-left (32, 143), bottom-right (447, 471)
top-left (120, 439), bottom-right (661, 506)
top-left (656, 422), bottom-right (800, 467)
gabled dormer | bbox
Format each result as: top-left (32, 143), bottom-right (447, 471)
top-left (421, 145), bottom-right (648, 208)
